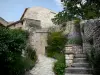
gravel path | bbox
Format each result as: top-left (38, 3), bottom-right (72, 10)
top-left (25, 54), bottom-right (56, 75)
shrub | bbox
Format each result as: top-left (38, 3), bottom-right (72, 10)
top-left (53, 53), bottom-right (66, 75)
top-left (26, 45), bottom-right (37, 62)
top-left (46, 31), bottom-right (67, 75)
top-left (47, 31), bottom-right (67, 55)
top-left (0, 27), bottom-right (36, 75)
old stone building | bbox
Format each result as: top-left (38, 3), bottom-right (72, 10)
top-left (0, 7), bottom-right (57, 55)
top-left (21, 7), bottom-right (56, 28)
top-left (20, 7), bottom-right (57, 55)
top-left (1, 6), bottom-right (100, 75)
top-left (1, 6), bottom-right (100, 58)
top-left (0, 17), bottom-right (8, 26)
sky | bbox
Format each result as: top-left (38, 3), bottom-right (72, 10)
top-left (0, 0), bottom-right (63, 21)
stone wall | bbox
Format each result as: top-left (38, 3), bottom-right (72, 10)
top-left (64, 21), bottom-right (82, 47)
top-left (22, 18), bottom-right (41, 31)
top-left (22, 18), bottom-right (49, 55)
top-left (92, 20), bottom-right (100, 54)
top-left (9, 22), bottom-right (22, 29)
top-left (64, 21), bottom-right (83, 66)
top-left (63, 21), bottom-right (75, 35)
top-left (22, 7), bottom-right (56, 28)
top-left (81, 19), bottom-right (100, 53)
top-left (30, 29), bottom-right (48, 55)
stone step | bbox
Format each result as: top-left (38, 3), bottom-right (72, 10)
top-left (65, 73), bottom-right (92, 75)
top-left (73, 58), bottom-right (87, 63)
top-left (75, 54), bottom-right (86, 58)
top-left (65, 67), bottom-right (92, 74)
top-left (72, 63), bottom-right (90, 67)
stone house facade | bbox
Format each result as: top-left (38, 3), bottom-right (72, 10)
top-left (0, 7), bottom-right (57, 55)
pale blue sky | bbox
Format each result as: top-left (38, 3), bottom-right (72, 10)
top-left (0, 0), bottom-right (63, 21)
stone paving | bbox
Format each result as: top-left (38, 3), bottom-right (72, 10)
top-left (25, 54), bottom-right (56, 75)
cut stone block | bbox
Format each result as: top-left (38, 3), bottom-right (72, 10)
top-left (65, 54), bottom-right (74, 60)
top-left (66, 59), bottom-right (73, 67)
top-left (65, 46), bottom-right (74, 54)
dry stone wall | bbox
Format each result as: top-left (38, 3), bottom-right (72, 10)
top-left (81, 19), bottom-right (100, 54)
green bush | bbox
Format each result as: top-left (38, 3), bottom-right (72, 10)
top-left (46, 31), bottom-right (67, 75)
top-left (53, 53), bottom-right (66, 75)
top-left (47, 32), bottom-right (67, 56)
top-left (0, 27), bottom-right (36, 75)
top-left (26, 45), bottom-right (37, 62)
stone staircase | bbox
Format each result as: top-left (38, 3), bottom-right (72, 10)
top-left (65, 53), bottom-right (93, 75)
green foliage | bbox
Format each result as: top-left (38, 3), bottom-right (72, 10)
top-left (0, 27), bottom-right (36, 75)
top-left (53, 53), bottom-right (66, 75)
top-left (52, 0), bottom-right (100, 25)
top-left (74, 19), bottom-right (81, 25)
top-left (26, 45), bottom-right (37, 61)
top-left (67, 37), bottom-right (82, 45)
top-left (52, 11), bottom-right (68, 25)
top-left (47, 31), bottom-right (67, 57)
top-left (46, 31), bottom-right (67, 75)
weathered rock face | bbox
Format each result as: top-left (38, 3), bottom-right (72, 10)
top-left (22, 7), bottom-right (56, 28)
top-left (81, 19), bottom-right (100, 54)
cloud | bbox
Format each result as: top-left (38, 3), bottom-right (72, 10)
top-left (55, 0), bottom-right (62, 6)
top-left (54, 0), bottom-right (63, 10)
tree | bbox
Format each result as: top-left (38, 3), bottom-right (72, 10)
top-left (52, 0), bottom-right (100, 25)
